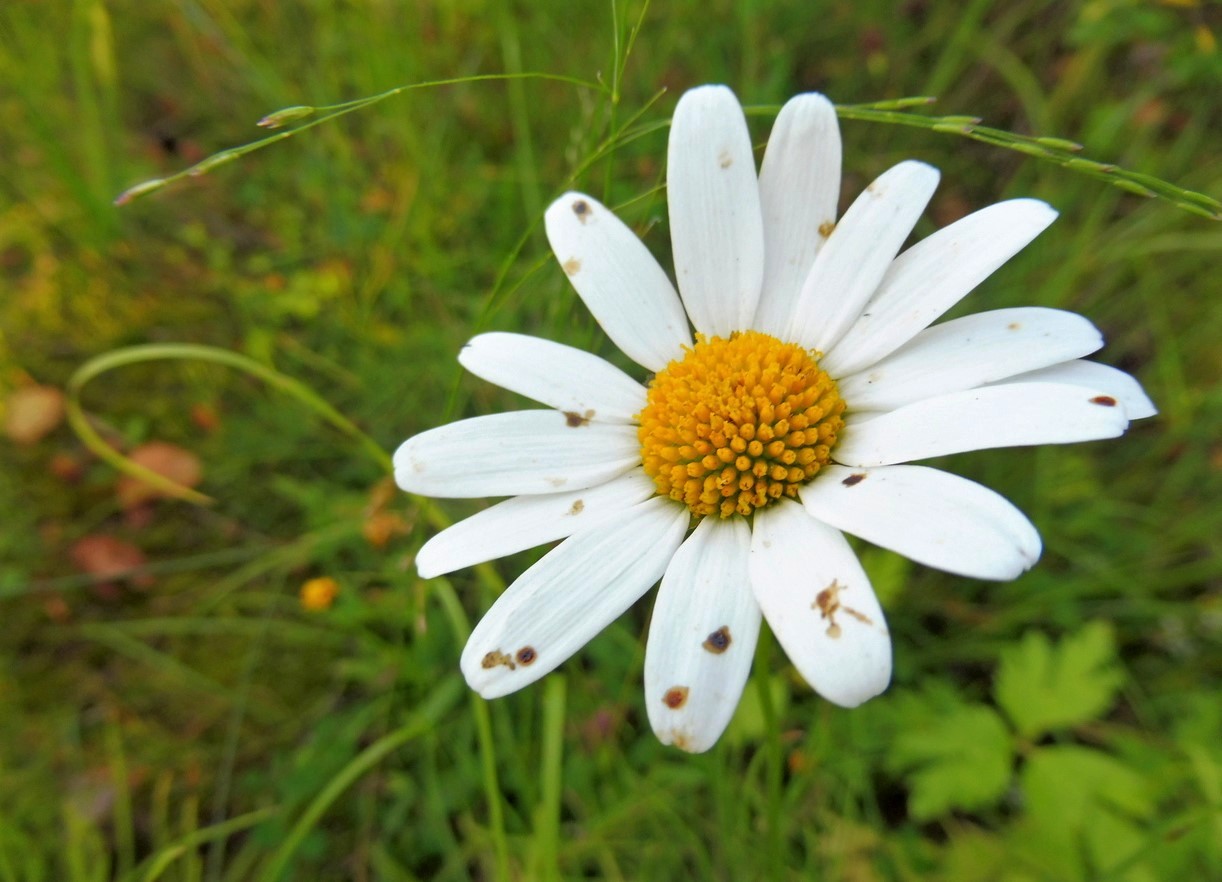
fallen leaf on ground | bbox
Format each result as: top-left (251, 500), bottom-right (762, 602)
top-left (4, 384), bottom-right (65, 444)
top-left (116, 441), bottom-right (203, 508)
top-left (69, 534), bottom-right (153, 588)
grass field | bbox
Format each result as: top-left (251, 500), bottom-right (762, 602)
top-left (1, 1), bottom-right (1219, 879)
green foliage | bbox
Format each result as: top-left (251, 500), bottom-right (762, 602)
top-left (888, 700), bottom-right (1013, 820)
top-left (1018, 745), bottom-right (1154, 881)
top-left (995, 621), bottom-right (1126, 739)
top-left (1, 0), bottom-right (1219, 880)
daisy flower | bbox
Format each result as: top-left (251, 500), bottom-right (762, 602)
top-left (394, 85), bottom-right (1155, 753)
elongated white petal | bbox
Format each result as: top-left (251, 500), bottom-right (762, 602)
top-left (458, 332), bottom-right (647, 424)
top-left (823, 199), bottom-right (1058, 376)
top-left (645, 517), bottom-right (760, 753)
top-left (753, 93), bottom-right (842, 337)
top-left (749, 500), bottom-right (890, 707)
top-left (416, 469), bottom-right (658, 578)
top-left (460, 497), bottom-right (688, 698)
top-left (394, 410), bottom-right (639, 497)
top-left (833, 382), bottom-right (1130, 467)
top-left (545, 192), bottom-right (691, 371)
top-left (994, 359), bottom-right (1157, 420)
top-left (802, 465), bottom-right (1041, 580)
top-left (667, 85), bottom-right (765, 337)
top-left (838, 307), bottom-right (1103, 412)
top-left (787, 161), bottom-right (940, 354)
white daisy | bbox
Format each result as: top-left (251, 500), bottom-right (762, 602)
top-left (394, 85), bottom-right (1156, 753)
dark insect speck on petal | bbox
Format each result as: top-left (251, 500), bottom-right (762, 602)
top-left (842, 473), bottom-right (866, 487)
top-left (702, 626), bottom-right (732, 654)
top-left (1090, 395), bottom-right (1117, 407)
top-left (515, 646), bottom-right (537, 666)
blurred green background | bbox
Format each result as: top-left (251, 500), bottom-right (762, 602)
top-left (1, 1), bottom-right (1219, 879)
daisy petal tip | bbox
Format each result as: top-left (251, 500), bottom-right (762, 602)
top-left (412, 548), bottom-right (444, 581)
top-left (1013, 196), bottom-right (1060, 224)
top-left (821, 674), bottom-right (890, 709)
top-left (657, 728), bottom-right (715, 754)
top-left (543, 191), bottom-right (602, 236)
top-left (893, 158), bottom-right (941, 185)
top-left (459, 650), bottom-right (525, 701)
top-left (783, 91), bottom-right (835, 116)
top-left (677, 83), bottom-right (737, 108)
top-left (814, 643), bottom-right (893, 709)
top-left (1125, 390), bottom-right (1159, 421)
top-left (391, 441), bottom-right (424, 492)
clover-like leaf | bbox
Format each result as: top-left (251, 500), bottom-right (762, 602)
top-left (1015, 745), bottom-right (1153, 881)
top-left (889, 703), bottom-right (1014, 821)
top-left (994, 622), bottom-right (1124, 740)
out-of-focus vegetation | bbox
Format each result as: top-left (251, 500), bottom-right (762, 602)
top-left (1, 1), bottom-right (1219, 879)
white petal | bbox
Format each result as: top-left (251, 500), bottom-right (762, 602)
top-left (458, 332), bottom-right (647, 424)
top-left (787, 161), bottom-right (941, 354)
top-left (749, 500), bottom-right (890, 707)
top-left (993, 359), bottom-right (1158, 420)
top-left (833, 382), bottom-right (1130, 467)
top-left (545, 192), bottom-right (691, 371)
top-left (838, 307), bottom-right (1103, 412)
top-left (644, 517), bottom-right (761, 753)
top-left (667, 85), bottom-right (765, 337)
top-left (823, 199), bottom-right (1059, 376)
top-left (416, 469), bottom-right (658, 578)
top-left (802, 465), bottom-right (1041, 580)
top-left (753, 93), bottom-right (842, 337)
top-left (394, 410), bottom-right (639, 497)
top-left (460, 497), bottom-right (688, 699)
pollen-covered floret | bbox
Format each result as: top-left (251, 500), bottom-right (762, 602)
top-left (638, 331), bottom-right (845, 518)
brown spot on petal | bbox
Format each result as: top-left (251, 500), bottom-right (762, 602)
top-left (1007, 322), bottom-right (1022, 330)
top-left (702, 626), bottom-right (732, 654)
top-left (669, 731), bottom-right (695, 752)
top-left (842, 473), bottom-right (866, 487)
top-left (818, 221), bottom-right (836, 238)
top-left (564, 409), bottom-right (594, 427)
top-left (563, 258), bottom-right (581, 276)
top-left (1090, 395), bottom-right (1117, 407)
top-left (844, 607), bottom-right (873, 626)
top-left (481, 650), bottom-right (516, 670)
top-left (572, 199), bottom-right (590, 222)
top-left (567, 499), bottom-right (584, 516)
top-left (815, 580), bottom-right (841, 616)
top-left (515, 646), bottom-right (537, 666)
top-left (814, 579), bottom-right (844, 639)
top-left (662, 686), bottom-right (690, 709)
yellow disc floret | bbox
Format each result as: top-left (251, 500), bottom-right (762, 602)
top-left (638, 331), bottom-right (845, 519)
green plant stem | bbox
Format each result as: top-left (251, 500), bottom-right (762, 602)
top-left (257, 676), bottom-right (464, 882)
top-left (66, 343), bottom-right (392, 504)
top-left (118, 808), bottom-right (278, 882)
top-left (536, 675), bottom-right (567, 882)
top-left (432, 578), bottom-right (512, 882)
top-left (753, 629), bottom-right (783, 880)
top-left (105, 717), bottom-right (136, 879)
top-left (114, 72), bottom-right (604, 205)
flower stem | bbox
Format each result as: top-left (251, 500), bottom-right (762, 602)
top-left (753, 628), bottom-right (784, 878)
top-left (535, 675), bottom-right (567, 882)
top-left (433, 578), bottom-right (512, 882)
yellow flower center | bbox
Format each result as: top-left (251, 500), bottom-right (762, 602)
top-left (638, 331), bottom-right (845, 519)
